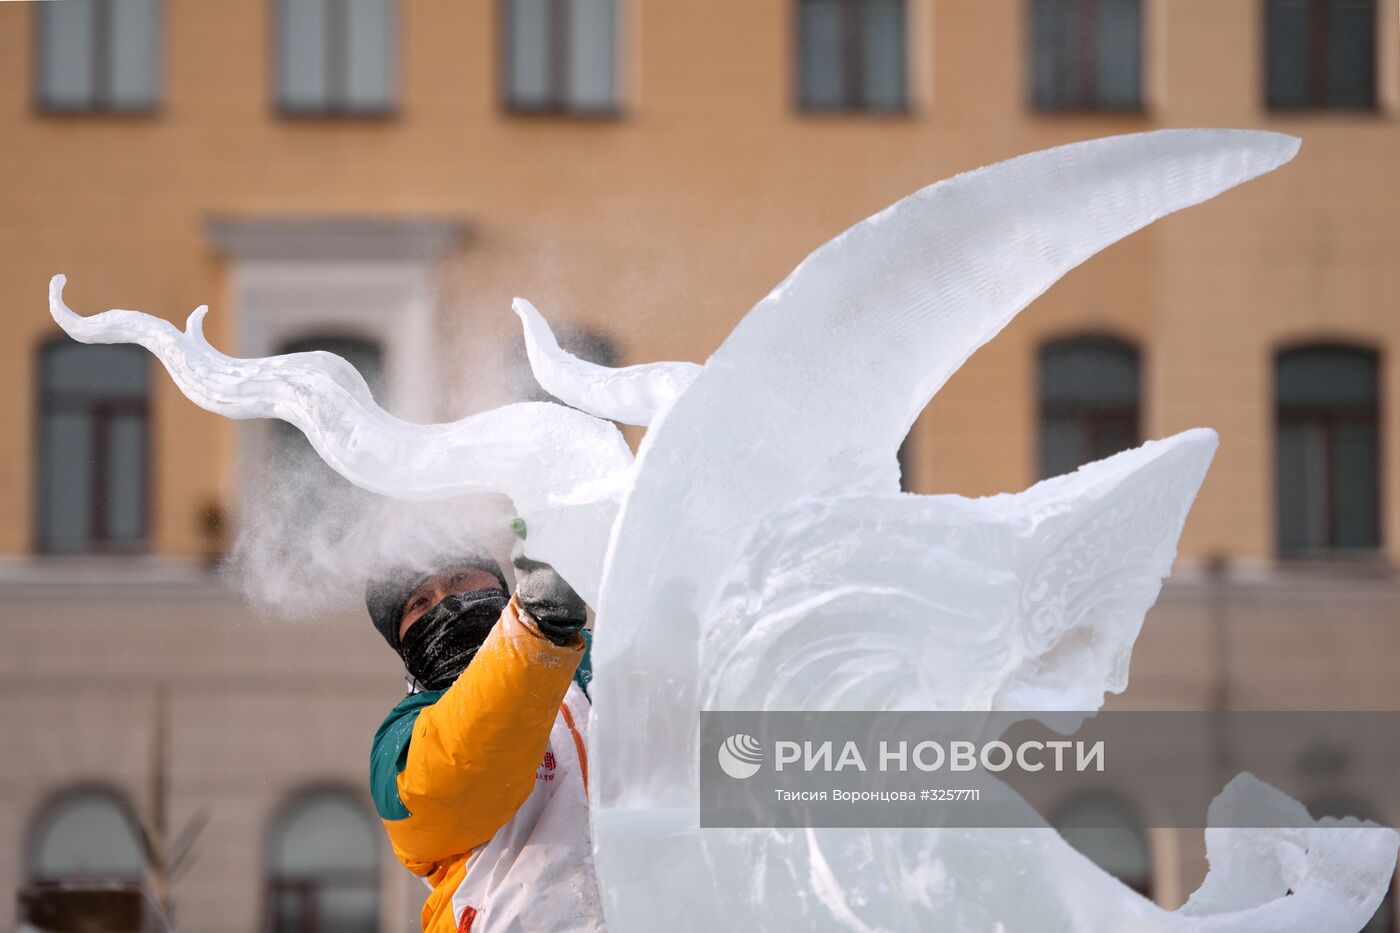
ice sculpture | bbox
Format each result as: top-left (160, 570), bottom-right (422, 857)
top-left (46, 276), bottom-right (630, 604)
top-left (513, 297), bottom-right (700, 426)
top-left (48, 129), bottom-right (1397, 931)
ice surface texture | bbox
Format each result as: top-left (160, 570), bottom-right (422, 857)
top-left (48, 130), bottom-right (1397, 931)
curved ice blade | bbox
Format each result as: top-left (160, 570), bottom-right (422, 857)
top-left (513, 297), bottom-right (701, 426)
top-left (48, 274), bottom-right (630, 601)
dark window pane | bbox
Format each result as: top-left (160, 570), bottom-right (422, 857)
top-left (1096, 0), bottom-right (1142, 108)
top-left (277, 0), bottom-right (393, 113)
top-left (799, 0), bottom-right (846, 108)
top-left (1038, 337), bottom-right (1140, 478)
top-left (1274, 346), bottom-right (1379, 554)
top-left (1266, 0), bottom-right (1375, 110)
top-left (507, 0), bottom-right (552, 108)
top-left (1333, 421), bottom-right (1380, 548)
top-left (1094, 417), bottom-right (1138, 463)
top-left (1040, 340), bottom-right (1139, 405)
top-left (279, 0), bottom-right (329, 109)
top-left (41, 412), bottom-right (94, 551)
top-left (346, 0), bottom-right (396, 111)
top-left (1039, 416), bottom-right (1084, 480)
top-left (42, 343), bottom-right (149, 397)
top-left (108, 0), bottom-right (160, 109)
top-left (1031, 0), bottom-right (1077, 109)
top-left (1032, 0), bottom-right (1141, 111)
top-left (1276, 421), bottom-right (1326, 552)
top-left (31, 792), bottom-right (144, 881)
top-left (1277, 347), bottom-right (1377, 409)
top-left (861, 0), bottom-right (906, 110)
top-left (106, 414), bottom-right (147, 542)
top-left (799, 0), bottom-right (906, 112)
top-left (568, 0), bottom-right (617, 110)
top-left (38, 0), bottom-right (98, 109)
top-left (1266, 0), bottom-right (1311, 108)
top-left (37, 0), bottom-right (160, 112)
top-left (506, 0), bottom-right (618, 113)
top-left (38, 343), bottom-right (149, 552)
top-left (1327, 0), bottom-right (1376, 108)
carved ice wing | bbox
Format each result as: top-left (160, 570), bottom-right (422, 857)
top-left (694, 432), bottom-right (1216, 717)
top-left (591, 131), bottom-right (1297, 817)
top-left (48, 275), bottom-right (631, 602)
top-left (513, 298), bottom-right (701, 426)
top-left (995, 429), bottom-right (1218, 710)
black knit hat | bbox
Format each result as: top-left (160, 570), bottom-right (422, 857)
top-left (365, 551), bottom-right (508, 651)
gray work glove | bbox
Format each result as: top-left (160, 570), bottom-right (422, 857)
top-left (512, 540), bottom-right (588, 645)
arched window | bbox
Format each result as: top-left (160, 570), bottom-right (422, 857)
top-left (28, 787), bottom-right (145, 883)
top-left (1038, 335), bottom-right (1141, 480)
top-left (1275, 344), bottom-right (1380, 556)
top-left (37, 341), bottom-right (150, 553)
top-left (1050, 793), bottom-right (1153, 898)
top-left (266, 788), bottom-right (380, 933)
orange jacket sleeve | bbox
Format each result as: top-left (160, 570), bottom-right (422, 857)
top-left (383, 595), bottom-right (583, 873)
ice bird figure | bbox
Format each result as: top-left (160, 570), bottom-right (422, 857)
top-left (585, 129), bottom-right (1397, 931)
top-left (48, 130), bottom-right (1398, 931)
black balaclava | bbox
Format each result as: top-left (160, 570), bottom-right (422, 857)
top-left (365, 552), bottom-right (509, 692)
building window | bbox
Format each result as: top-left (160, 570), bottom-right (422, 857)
top-left (503, 0), bottom-right (619, 114)
top-left (35, 0), bottom-right (161, 113)
top-left (1050, 793), bottom-right (1153, 898)
top-left (37, 342), bottom-right (150, 554)
top-left (1038, 335), bottom-right (1141, 480)
top-left (1275, 344), bottom-right (1380, 556)
top-left (1029, 0), bottom-right (1143, 111)
top-left (796, 0), bottom-right (907, 112)
top-left (29, 788), bottom-right (145, 882)
top-left (266, 789), bottom-right (380, 933)
top-left (1265, 0), bottom-right (1376, 110)
top-left (276, 0), bottom-right (398, 116)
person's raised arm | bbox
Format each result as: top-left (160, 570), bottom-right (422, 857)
top-left (379, 548), bottom-right (588, 871)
